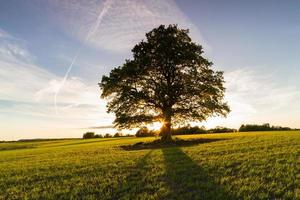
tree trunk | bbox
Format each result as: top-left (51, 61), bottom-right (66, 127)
top-left (161, 115), bottom-right (172, 142)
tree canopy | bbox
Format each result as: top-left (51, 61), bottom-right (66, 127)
top-left (100, 24), bottom-right (230, 141)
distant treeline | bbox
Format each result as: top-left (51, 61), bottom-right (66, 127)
top-left (239, 123), bottom-right (291, 132)
top-left (83, 123), bottom-right (294, 139)
top-left (135, 125), bottom-right (237, 137)
top-left (135, 123), bottom-right (294, 137)
top-left (82, 132), bottom-right (133, 139)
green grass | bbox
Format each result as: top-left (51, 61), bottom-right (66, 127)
top-left (0, 131), bottom-right (299, 199)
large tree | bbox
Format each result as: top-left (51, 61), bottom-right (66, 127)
top-left (100, 25), bottom-right (230, 141)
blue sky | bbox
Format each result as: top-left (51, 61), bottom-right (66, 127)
top-left (0, 0), bottom-right (299, 140)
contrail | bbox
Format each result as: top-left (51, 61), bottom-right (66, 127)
top-left (54, 0), bottom-right (113, 114)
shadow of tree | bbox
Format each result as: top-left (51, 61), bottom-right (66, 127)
top-left (121, 138), bottom-right (227, 151)
top-left (114, 139), bottom-right (237, 200)
top-left (112, 150), bottom-right (160, 199)
top-left (162, 147), bottom-right (237, 200)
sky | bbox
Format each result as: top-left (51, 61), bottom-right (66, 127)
top-left (0, 0), bottom-right (299, 140)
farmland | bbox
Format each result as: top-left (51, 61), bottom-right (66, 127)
top-left (0, 131), bottom-right (299, 199)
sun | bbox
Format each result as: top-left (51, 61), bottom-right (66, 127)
top-left (147, 122), bottom-right (163, 131)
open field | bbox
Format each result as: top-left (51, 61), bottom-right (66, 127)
top-left (0, 131), bottom-right (299, 200)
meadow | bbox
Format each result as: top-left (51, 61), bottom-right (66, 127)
top-left (0, 131), bottom-right (299, 200)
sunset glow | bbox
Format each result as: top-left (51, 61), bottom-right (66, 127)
top-left (0, 0), bottom-right (299, 140)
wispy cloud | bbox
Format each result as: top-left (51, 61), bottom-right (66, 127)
top-left (40, 0), bottom-right (208, 52)
top-left (225, 68), bottom-right (299, 112)
top-left (87, 125), bottom-right (114, 129)
top-left (203, 68), bottom-right (300, 128)
top-left (30, 0), bottom-right (209, 120)
top-left (0, 30), bottom-right (114, 140)
top-left (0, 28), bottom-right (11, 38)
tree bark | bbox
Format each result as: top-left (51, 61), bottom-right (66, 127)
top-left (161, 114), bottom-right (172, 142)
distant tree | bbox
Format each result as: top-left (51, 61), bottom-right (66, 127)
top-left (104, 133), bottom-right (112, 138)
top-left (170, 125), bottom-right (207, 135)
top-left (113, 132), bottom-right (122, 137)
top-left (135, 126), bottom-right (156, 137)
top-left (239, 123), bottom-right (291, 132)
top-left (83, 132), bottom-right (95, 139)
top-left (94, 134), bottom-right (103, 138)
top-left (208, 126), bottom-right (237, 133)
top-left (100, 25), bottom-right (230, 141)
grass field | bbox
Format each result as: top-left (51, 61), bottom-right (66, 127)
top-left (0, 131), bottom-right (299, 200)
